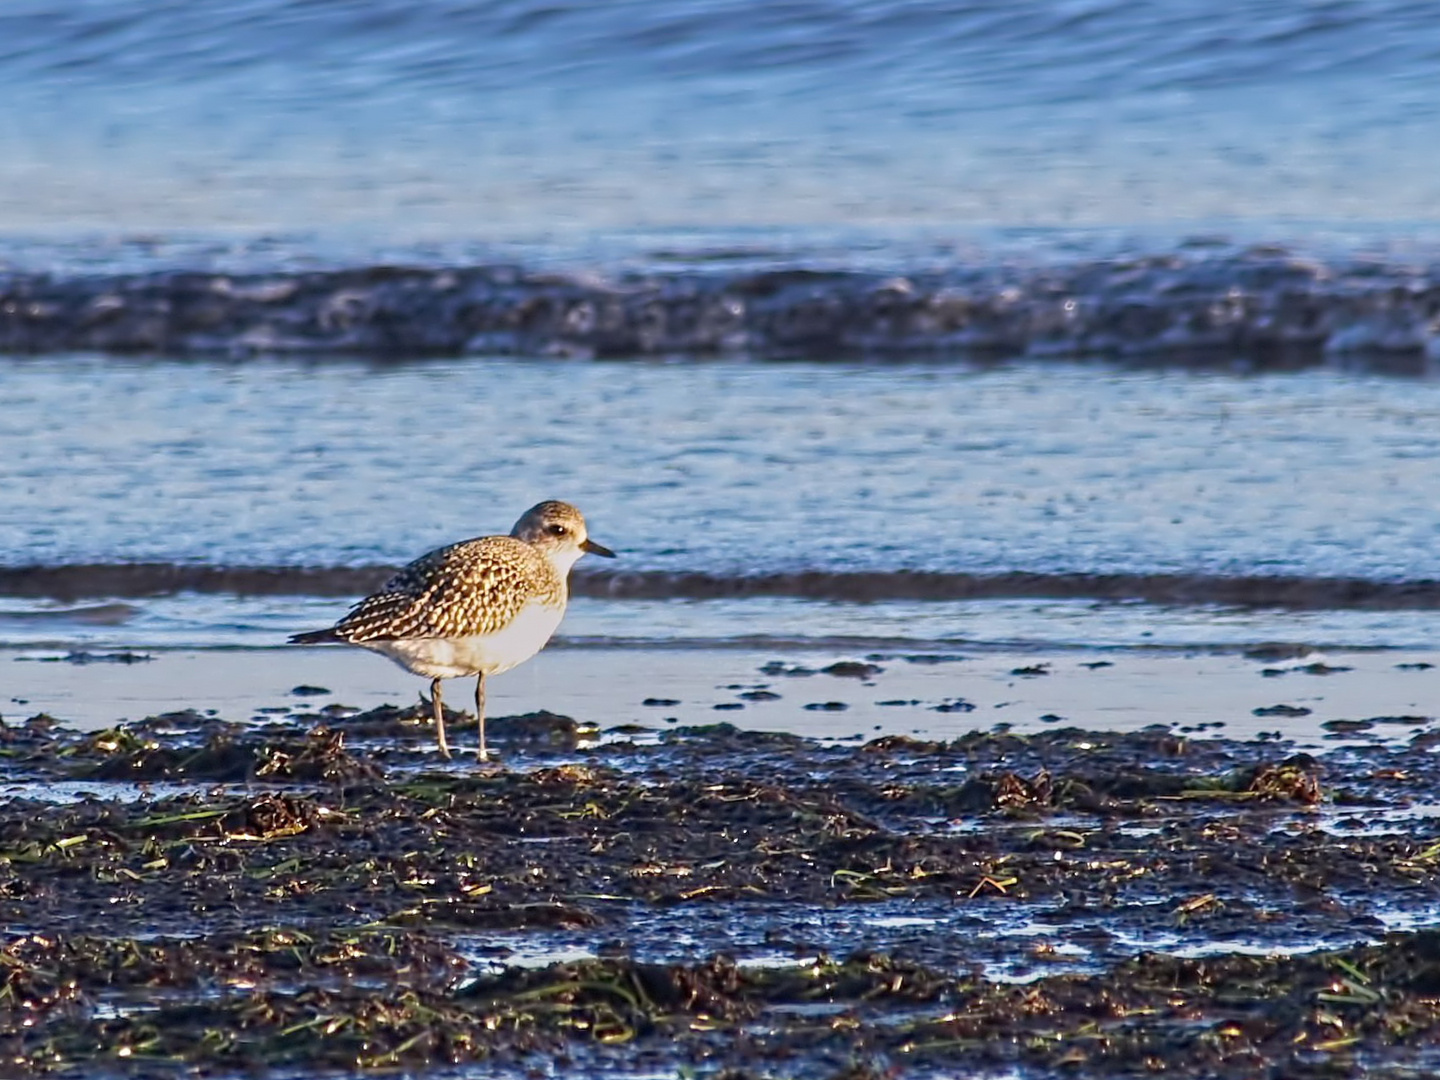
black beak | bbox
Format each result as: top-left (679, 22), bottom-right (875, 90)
top-left (582, 538), bottom-right (617, 558)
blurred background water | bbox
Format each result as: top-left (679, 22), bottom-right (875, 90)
top-left (1, 0), bottom-right (1438, 243)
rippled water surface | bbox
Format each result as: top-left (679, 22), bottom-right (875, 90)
top-left (2, 0), bottom-right (1438, 232)
top-left (6, 358), bottom-right (1439, 581)
top-left (8, 593), bottom-right (1440, 653)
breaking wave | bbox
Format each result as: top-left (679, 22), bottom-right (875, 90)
top-left (2, 250), bottom-right (1440, 369)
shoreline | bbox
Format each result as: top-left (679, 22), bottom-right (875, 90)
top-left (5, 644), bottom-right (1435, 748)
top-left (7, 563), bottom-right (1440, 608)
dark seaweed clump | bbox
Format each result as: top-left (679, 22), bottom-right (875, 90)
top-left (3, 706), bottom-right (1440, 1077)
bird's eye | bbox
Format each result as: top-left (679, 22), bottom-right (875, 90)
top-left (548, 523), bottom-right (568, 536)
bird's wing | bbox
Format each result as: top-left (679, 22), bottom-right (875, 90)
top-left (332, 537), bottom-right (552, 642)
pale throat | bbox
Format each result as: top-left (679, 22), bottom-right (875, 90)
top-left (544, 544), bottom-right (586, 578)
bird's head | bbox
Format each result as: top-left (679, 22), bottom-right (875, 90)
top-left (511, 500), bottom-right (615, 572)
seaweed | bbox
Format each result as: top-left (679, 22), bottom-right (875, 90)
top-left (1, 709), bottom-right (1438, 1076)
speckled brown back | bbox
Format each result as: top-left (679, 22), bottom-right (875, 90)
top-left (330, 536), bottom-right (565, 642)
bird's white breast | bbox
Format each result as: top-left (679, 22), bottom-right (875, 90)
top-left (363, 598), bottom-right (566, 680)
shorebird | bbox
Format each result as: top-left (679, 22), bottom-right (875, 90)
top-left (289, 500), bottom-right (614, 760)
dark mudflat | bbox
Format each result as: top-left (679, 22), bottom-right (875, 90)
top-left (3, 704), bottom-right (1440, 1077)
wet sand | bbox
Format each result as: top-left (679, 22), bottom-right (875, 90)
top-left (4, 643), bottom-right (1435, 746)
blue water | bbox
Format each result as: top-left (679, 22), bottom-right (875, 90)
top-left (4, 357), bottom-right (1440, 579)
top-left (1, 0), bottom-right (1438, 240)
top-left (5, 2), bottom-right (1440, 654)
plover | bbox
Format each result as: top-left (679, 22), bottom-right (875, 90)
top-left (289, 500), bottom-right (614, 760)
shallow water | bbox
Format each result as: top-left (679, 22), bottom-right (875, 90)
top-left (6, 358), bottom-right (1440, 582)
top-left (6, 356), bottom-right (1440, 650)
top-left (5, 644), bottom-right (1436, 748)
top-left (8, 594), bottom-right (1440, 653)
top-left (453, 896), bottom-right (1398, 985)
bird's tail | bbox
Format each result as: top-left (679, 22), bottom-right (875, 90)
top-left (288, 628), bottom-right (341, 645)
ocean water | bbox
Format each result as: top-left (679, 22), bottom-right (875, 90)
top-left (4, 358), bottom-right (1440, 578)
top-left (0, 0), bottom-right (1438, 235)
top-left (2, 357), bottom-right (1440, 651)
top-left (3, 1), bottom-right (1440, 654)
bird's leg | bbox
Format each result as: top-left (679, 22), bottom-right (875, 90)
top-left (475, 673), bottom-right (490, 762)
top-left (431, 676), bottom-right (451, 759)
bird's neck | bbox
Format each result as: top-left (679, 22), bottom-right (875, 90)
top-left (546, 547), bottom-right (585, 580)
